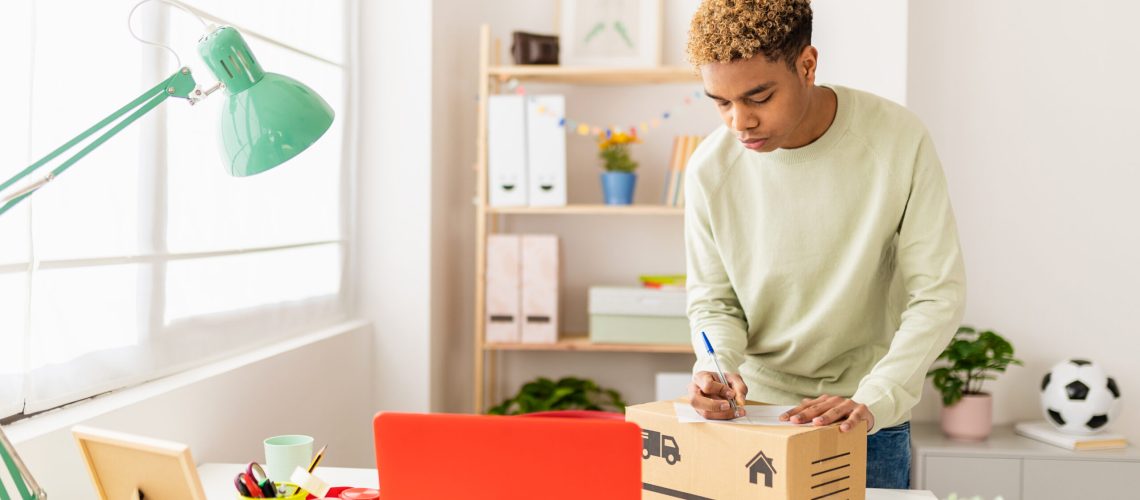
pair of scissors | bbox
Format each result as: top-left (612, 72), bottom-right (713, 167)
top-left (234, 462), bottom-right (277, 498)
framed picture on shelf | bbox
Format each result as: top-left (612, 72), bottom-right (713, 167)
top-left (559, 0), bottom-right (662, 67)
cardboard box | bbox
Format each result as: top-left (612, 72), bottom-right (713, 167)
top-left (626, 400), bottom-right (867, 500)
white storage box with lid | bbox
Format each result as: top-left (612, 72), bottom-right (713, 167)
top-left (588, 287), bottom-right (690, 345)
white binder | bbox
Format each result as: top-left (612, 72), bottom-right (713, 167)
top-left (525, 95), bottom-right (567, 206)
top-left (487, 95), bottom-right (528, 206)
top-left (521, 234), bottom-right (559, 343)
top-left (485, 234), bottom-right (521, 343)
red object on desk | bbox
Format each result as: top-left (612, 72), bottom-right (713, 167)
top-left (306, 486), bottom-right (347, 499)
top-left (338, 488), bottom-right (379, 500)
top-left (307, 487), bottom-right (378, 498)
top-left (373, 412), bottom-right (642, 499)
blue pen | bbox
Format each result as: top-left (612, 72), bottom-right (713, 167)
top-left (700, 331), bottom-right (741, 417)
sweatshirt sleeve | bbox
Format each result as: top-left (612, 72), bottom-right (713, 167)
top-left (850, 131), bottom-right (967, 433)
top-left (685, 168), bottom-right (750, 375)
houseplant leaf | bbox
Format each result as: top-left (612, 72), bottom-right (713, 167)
top-left (488, 376), bottom-right (629, 415)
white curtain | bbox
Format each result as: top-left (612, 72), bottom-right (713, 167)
top-left (0, 0), bottom-right (350, 415)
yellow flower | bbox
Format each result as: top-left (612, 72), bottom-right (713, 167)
top-left (596, 131), bottom-right (641, 151)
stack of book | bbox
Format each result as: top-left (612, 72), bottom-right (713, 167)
top-left (1014, 421), bottom-right (1129, 450)
top-left (662, 135), bottom-right (703, 207)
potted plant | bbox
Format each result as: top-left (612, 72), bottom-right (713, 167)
top-left (926, 326), bottom-right (1023, 440)
top-left (597, 130), bottom-right (640, 205)
top-left (487, 376), bottom-right (628, 415)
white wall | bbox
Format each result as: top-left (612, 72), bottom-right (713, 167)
top-left (431, 0), bottom-right (911, 411)
top-left (907, 1), bottom-right (1140, 442)
top-left (355, 0), bottom-right (436, 413)
top-left (812, 0), bottom-right (908, 105)
top-left (6, 322), bottom-right (374, 498)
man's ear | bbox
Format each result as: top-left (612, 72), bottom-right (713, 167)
top-left (798, 45), bottom-right (819, 85)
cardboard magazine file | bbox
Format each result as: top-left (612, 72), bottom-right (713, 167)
top-left (626, 400), bottom-right (867, 500)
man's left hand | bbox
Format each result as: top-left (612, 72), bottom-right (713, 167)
top-left (778, 394), bottom-right (874, 433)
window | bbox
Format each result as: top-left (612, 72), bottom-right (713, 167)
top-left (0, 0), bottom-right (351, 416)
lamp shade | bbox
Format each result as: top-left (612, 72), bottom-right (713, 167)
top-left (198, 26), bottom-right (334, 177)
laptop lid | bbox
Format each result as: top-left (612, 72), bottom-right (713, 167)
top-left (373, 412), bottom-right (642, 500)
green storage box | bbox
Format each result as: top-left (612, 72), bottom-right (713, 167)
top-left (588, 287), bottom-right (690, 345)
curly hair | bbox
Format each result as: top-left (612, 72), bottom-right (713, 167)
top-left (687, 0), bottom-right (813, 69)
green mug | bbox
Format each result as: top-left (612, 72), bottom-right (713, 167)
top-left (263, 435), bottom-right (314, 483)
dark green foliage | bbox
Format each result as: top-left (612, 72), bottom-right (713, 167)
top-left (926, 326), bottom-right (1023, 407)
top-left (487, 376), bottom-right (628, 415)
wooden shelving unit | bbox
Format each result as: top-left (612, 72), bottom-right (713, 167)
top-left (486, 204), bottom-right (683, 216)
top-left (488, 65), bottom-right (699, 85)
top-left (485, 335), bottom-right (693, 354)
top-left (472, 25), bottom-right (701, 413)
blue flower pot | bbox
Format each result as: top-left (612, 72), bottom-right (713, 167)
top-left (601, 172), bottom-right (636, 205)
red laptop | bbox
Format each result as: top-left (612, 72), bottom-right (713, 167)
top-left (373, 412), bottom-right (642, 499)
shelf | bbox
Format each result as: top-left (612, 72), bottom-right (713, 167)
top-left (485, 335), bottom-right (693, 354)
top-left (472, 25), bottom-right (695, 413)
top-left (486, 204), bottom-right (683, 216)
top-left (488, 65), bottom-right (700, 85)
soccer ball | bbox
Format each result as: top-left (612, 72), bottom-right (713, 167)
top-left (1040, 359), bottom-right (1121, 435)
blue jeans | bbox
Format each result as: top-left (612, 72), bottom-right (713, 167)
top-left (867, 421), bottom-right (911, 489)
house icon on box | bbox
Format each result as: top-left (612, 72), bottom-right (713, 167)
top-left (746, 450), bottom-right (777, 487)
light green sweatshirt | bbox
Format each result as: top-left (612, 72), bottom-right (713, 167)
top-left (685, 85), bottom-right (966, 434)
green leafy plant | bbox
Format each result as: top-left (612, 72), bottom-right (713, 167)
top-left (926, 326), bottom-right (1023, 406)
top-left (487, 376), bottom-right (628, 415)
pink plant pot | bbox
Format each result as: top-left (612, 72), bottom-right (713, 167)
top-left (941, 393), bottom-right (993, 441)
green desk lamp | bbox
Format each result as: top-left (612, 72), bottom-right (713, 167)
top-left (0, 25), bottom-right (334, 216)
top-left (0, 24), bottom-right (333, 500)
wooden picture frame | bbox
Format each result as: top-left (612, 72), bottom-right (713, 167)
top-left (72, 426), bottom-right (207, 500)
top-left (559, 0), bottom-right (663, 67)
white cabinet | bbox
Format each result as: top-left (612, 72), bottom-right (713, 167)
top-left (912, 423), bottom-right (1140, 500)
top-left (1022, 459), bottom-right (1140, 499)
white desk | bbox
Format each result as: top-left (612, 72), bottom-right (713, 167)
top-left (199, 463), bottom-right (936, 499)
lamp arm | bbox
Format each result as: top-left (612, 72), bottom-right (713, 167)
top-left (0, 425), bottom-right (44, 500)
top-left (0, 68), bottom-right (199, 217)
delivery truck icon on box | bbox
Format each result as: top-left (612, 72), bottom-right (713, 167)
top-left (641, 429), bottom-right (681, 465)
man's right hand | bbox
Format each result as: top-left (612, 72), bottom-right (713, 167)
top-left (688, 371), bottom-right (748, 419)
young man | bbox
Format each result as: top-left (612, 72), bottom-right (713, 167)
top-left (683, 0), bottom-right (966, 489)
